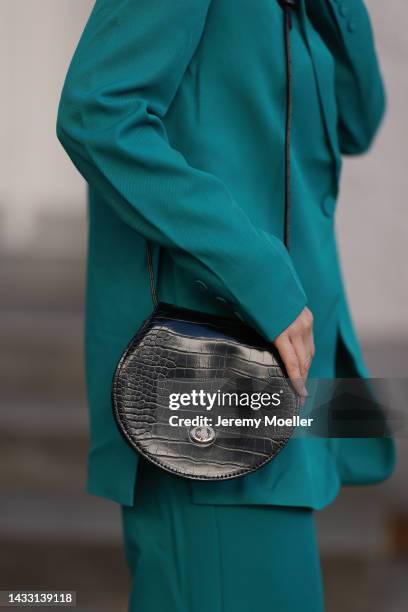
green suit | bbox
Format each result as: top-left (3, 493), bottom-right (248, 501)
top-left (57, 0), bottom-right (395, 509)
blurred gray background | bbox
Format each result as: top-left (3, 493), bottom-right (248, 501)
top-left (0, 1), bottom-right (407, 611)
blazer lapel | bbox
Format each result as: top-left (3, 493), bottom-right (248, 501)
top-left (296, 0), bottom-right (341, 180)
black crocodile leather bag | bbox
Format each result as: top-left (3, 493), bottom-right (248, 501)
top-left (112, 2), bottom-right (300, 480)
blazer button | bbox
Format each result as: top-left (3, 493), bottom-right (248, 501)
top-left (347, 19), bottom-right (356, 33)
top-left (194, 280), bottom-right (208, 292)
top-left (216, 296), bottom-right (228, 305)
top-left (233, 311), bottom-right (244, 322)
top-left (339, 2), bottom-right (348, 17)
top-left (322, 195), bottom-right (336, 217)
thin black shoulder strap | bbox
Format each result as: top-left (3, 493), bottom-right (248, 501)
top-left (147, 0), bottom-right (295, 306)
top-left (282, 0), bottom-right (295, 251)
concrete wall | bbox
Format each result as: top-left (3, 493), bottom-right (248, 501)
top-left (0, 0), bottom-right (92, 247)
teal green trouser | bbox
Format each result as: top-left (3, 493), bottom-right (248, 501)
top-left (121, 459), bottom-right (324, 612)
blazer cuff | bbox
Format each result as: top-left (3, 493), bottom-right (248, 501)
top-left (222, 232), bottom-right (308, 342)
top-left (237, 264), bottom-right (308, 342)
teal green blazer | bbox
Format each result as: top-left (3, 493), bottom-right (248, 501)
top-left (57, 0), bottom-right (395, 507)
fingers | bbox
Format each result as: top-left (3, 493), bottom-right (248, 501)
top-left (293, 336), bottom-right (311, 378)
top-left (273, 307), bottom-right (315, 401)
top-left (291, 336), bottom-right (313, 406)
top-left (274, 335), bottom-right (308, 398)
top-left (293, 312), bottom-right (315, 378)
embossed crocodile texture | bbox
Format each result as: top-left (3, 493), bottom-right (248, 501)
top-left (112, 303), bottom-right (300, 480)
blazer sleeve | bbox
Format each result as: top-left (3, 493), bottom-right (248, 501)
top-left (306, 0), bottom-right (386, 155)
top-left (56, 0), bottom-right (307, 342)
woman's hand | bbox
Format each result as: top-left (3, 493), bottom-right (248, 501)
top-left (273, 307), bottom-right (315, 401)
